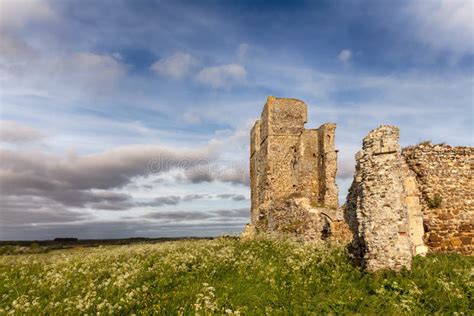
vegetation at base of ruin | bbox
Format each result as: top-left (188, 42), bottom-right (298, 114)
top-left (426, 193), bottom-right (443, 209)
top-left (280, 219), bottom-right (305, 233)
top-left (1, 237), bottom-right (472, 315)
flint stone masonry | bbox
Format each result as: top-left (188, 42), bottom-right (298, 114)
top-left (345, 126), bottom-right (426, 271)
top-left (245, 96), bottom-right (472, 271)
top-left (403, 143), bottom-right (474, 254)
top-left (249, 96), bottom-right (340, 240)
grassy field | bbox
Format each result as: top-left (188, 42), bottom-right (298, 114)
top-left (0, 237), bottom-right (472, 315)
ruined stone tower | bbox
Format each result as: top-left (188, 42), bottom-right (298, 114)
top-left (249, 96), bottom-right (340, 239)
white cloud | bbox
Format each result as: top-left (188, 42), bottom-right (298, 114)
top-left (0, 51), bottom-right (127, 100)
top-left (196, 64), bottom-right (247, 88)
top-left (406, 0), bottom-right (474, 54)
top-left (150, 52), bottom-right (198, 79)
top-left (338, 49), bottom-right (352, 63)
top-left (0, 121), bottom-right (46, 143)
top-left (0, 0), bottom-right (57, 30)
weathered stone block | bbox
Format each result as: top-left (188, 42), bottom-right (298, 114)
top-left (259, 135), bottom-right (300, 202)
top-left (450, 238), bottom-right (462, 247)
top-left (260, 96), bottom-right (307, 141)
top-left (438, 213), bottom-right (453, 221)
top-left (296, 129), bottom-right (320, 204)
top-left (318, 123), bottom-right (339, 208)
top-left (415, 245), bottom-right (428, 255)
top-left (429, 233), bottom-right (441, 242)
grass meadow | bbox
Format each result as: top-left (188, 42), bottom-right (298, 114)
top-left (0, 237), bottom-right (472, 315)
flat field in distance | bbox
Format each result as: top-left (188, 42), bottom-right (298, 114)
top-left (1, 237), bottom-right (472, 314)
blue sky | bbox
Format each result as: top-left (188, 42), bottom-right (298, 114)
top-left (0, 0), bottom-right (473, 240)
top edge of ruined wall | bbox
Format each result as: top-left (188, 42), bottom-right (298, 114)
top-left (402, 142), bottom-right (474, 153)
top-left (266, 95), bottom-right (306, 104)
top-left (303, 123), bottom-right (337, 134)
top-left (260, 96), bottom-right (308, 140)
top-left (364, 125), bottom-right (399, 138)
top-left (361, 125), bottom-right (400, 154)
top-left (318, 122), bottom-right (337, 129)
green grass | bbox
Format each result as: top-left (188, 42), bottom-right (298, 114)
top-left (0, 237), bottom-right (472, 315)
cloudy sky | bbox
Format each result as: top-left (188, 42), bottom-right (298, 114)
top-left (0, 0), bottom-right (473, 240)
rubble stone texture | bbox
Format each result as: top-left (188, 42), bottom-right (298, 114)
top-left (403, 143), bottom-right (473, 254)
top-left (344, 126), bottom-right (426, 271)
top-left (247, 96), bottom-right (472, 271)
top-left (250, 96), bottom-right (340, 240)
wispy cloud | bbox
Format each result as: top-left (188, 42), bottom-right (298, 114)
top-left (338, 49), bottom-right (352, 63)
top-left (0, 121), bottom-right (46, 143)
top-left (150, 52), bottom-right (198, 79)
top-left (0, 0), bottom-right (57, 30)
top-left (405, 0), bottom-right (474, 55)
top-left (184, 162), bottom-right (249, 186)
top-left (196, 64), bottom-right (247, 88)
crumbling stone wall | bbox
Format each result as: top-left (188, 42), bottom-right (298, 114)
top-left (345, 125), bottom-right (472, 271)
top-left (403, 143), bottom-right (474, 254)
top-left (246, 96), bottom-right (472, 270)
top-left (345, 126), bottom-right (426, 271)
top-left (249, 96), bottom-right (340, 240)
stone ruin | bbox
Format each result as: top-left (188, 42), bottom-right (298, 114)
top-left (345, 125), bottom-right (473, 271)
top-left (247, 96), bottom-right (347, 241)
top-left (244, 96), bottom-right (473, 272)
top-left (403, 142), bottom-right (473, 255)
top-left (345, 126), bottom-right (427, 271)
